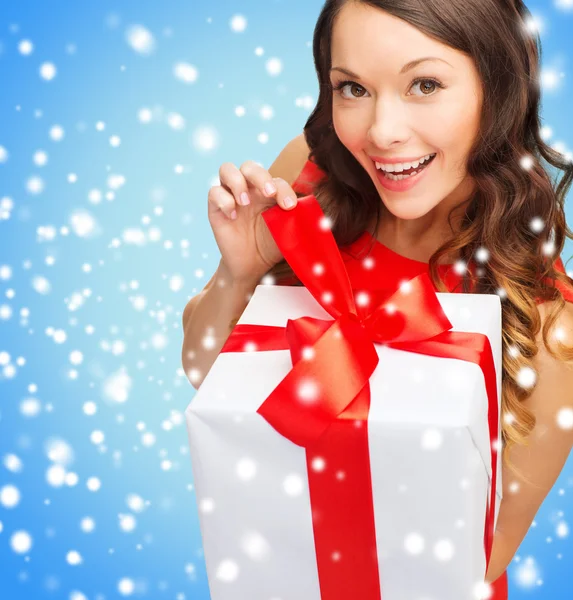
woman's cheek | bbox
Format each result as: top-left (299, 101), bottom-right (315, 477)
top-left (431, 98), bottom-right (478, 139)
top-left (333, 112), bottom-right (367, 150)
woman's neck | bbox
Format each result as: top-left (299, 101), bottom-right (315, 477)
top-left (371, 188), bottom-right (475, 265)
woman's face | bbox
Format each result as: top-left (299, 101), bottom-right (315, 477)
top-left (330, 2), bottom-right (484, 233)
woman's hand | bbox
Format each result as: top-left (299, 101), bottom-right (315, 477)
top-left (208, 160), bottom-right (299, 286)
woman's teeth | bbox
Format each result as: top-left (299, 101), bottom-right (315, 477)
top-left (384, 168), bottom-right (423, 181)
top-left (377, 153), bottom-right (436, 181)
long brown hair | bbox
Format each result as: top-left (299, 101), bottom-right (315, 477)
top-left (259, 0), bottom-right (573, 484)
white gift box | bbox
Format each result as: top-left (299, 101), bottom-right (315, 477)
top-left (185, 284), bottom-right (503, 600)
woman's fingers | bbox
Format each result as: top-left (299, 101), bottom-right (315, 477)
top-left (218, 161), bottom-right (251, 210)
top-left (239, 161), bottom-right (297, 210)
top-left (207, 185), bottom-right (238, 220)
top-left (270, 176), bottom-right (297, 209)
top-left (209, 160), bottom-right (299, 223)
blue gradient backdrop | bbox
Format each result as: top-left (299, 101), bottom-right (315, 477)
top-left (1, 1), bottom-right (572, 598)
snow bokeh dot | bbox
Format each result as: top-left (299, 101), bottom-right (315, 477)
top-left (557, 407), bottom-right (573, 430)
top-left (265, 57), bottom-right (282, 76)
top-left (10, 530), bottom-right (33, 554)
top-left (18, 39), bottom-right (34, 55)
top-left (45, 438), bottom-right (74, 466)
top-left (3, 453), bottom-right (23, 473)
top-left (86, 477), bottom-right (101, 492)
top-left (39, 62), bottom-right (57, 81)
top-left (83, 401), bottom-right (97, 416)
top-left (421, 428), bottom-right (443, 450)
top-left (516, 556), bottom-right (541, 589)
top-left (118, 577), bottom-right (135, 595)
top-left (404, 532), bottom-right (425, 555)
top-left (126, 493), bottom-right (146, 513)
top-left (556, 520), bottom-right (569, 538)
top-left (20, 397), bottom-right (41, 417)
top-left (173, 62), bottom-right (198, 84)
top-left (516, 365), bottom-right (537, 389)
top-left (229, 14), bottom-right (247, 33)
top-left (283, 474), bottom-right (304, 496)
top-left (119, 513), bottom-right (137, 532)
top-left (215, 559), bottom-right (239, 582)
top-left (0, 484), bottom-right (21, 508)
top-left (236, 458), bottom-right (257, 481)
top-left (46, 464), bottom-right (67, 487)
top-left (125, 25), bottom-right (156, 55)
top-left (240, 530), bottom-right (271, 561)
top-left (80, 517), bottom-right (95, 533)
top-left (473, 581), bottom-right (494, 599)
top-left (90, 430), bottom-right (105, 444)
top-left (66, 550), bottom-right (83, 565)
top-left (433, 538), bottom-right (455, 561)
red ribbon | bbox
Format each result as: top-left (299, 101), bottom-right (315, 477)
top-left (220, 194), bottom-right (499, 598)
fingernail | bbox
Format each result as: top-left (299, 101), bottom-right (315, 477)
top-left (284, 196), bottom-right (294, 208)
top-left (230, 210), bottom-right (238, 220)
top-left (240, 192), bottom-right (250, 206)
top-left (264, 182), bottom-right (277, 196)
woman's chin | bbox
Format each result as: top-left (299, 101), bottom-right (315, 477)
top-left (379, 200), bottom-right (437, 222)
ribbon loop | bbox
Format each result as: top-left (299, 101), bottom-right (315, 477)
top-left (258, 313), bottom-right (379, 447)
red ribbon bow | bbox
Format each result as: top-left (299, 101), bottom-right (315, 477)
top-left (220, 194), bottom-right (500, 598)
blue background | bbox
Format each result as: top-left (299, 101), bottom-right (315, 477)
top-left (1, 0), bottom-right (573, 598)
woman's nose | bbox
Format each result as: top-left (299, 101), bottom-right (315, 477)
top-left (367, 100), bottom-right (411, 148)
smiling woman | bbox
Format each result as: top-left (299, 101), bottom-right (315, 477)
top-left (259, 0), bottom-right (573, 598)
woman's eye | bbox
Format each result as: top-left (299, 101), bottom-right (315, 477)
top-left (410, 78), bottom-right (444, 96)
top-left (331, 77), bottom-right (444, 99)
top-left (332, 80), bottom-right (367, 99)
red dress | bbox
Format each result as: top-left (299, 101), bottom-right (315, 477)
top-left (286, 158), bottom-right (573, 600)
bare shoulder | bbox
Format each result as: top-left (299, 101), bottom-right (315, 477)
top-left (268, 133), bottom-right (311, 185)
top-left (534, 299), bottom-right (573, 356)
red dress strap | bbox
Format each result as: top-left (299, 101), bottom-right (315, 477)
top-left (291, 158), bottom-right (326, 196)
top-left (537, 256), bottom-right (573, 304)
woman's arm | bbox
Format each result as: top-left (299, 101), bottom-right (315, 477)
top-left (485, 300), bottom-right (573, 583)
top-left (181, 133), bottom-right (311, 388)
top-left (181, 259), bottom-right (260, 390)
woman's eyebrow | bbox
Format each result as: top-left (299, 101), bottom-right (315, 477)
top-left (330, 57), bottom-right (454, 79)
